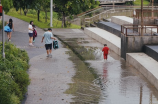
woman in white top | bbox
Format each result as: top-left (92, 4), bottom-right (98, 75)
top-left (28, 21), bottom-right (34, 46)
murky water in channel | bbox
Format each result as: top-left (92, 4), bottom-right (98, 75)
top-left (88, 52), bottom-right (158, 104)
top-left (57, 36), bottom-right (158, 104)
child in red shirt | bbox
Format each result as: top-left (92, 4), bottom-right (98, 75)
top-left (102, 44), bottom-right (109, 61)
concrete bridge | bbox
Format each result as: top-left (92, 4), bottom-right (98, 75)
top-left (95, 0), bottom-right (133, 4)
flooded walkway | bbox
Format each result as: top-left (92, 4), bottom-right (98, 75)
top-left (53, 29), bottom-right (158, 104)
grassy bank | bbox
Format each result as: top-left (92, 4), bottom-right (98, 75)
top-left (134, 0), bottom-right (150, 5)
top-left (7, 9), bottom-right (81, 29)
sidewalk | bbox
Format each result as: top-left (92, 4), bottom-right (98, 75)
top-left (1, 15), bottom-right (75, 104)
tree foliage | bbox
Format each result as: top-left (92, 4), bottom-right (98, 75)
top-left (31, 0), bottom-right (50, 22)
top-left (54, 0), bottom-right (99, 27)
top-left (12, 0), bottom-right (34, 15)
top-left (1, 0), bottom-right (13, 13)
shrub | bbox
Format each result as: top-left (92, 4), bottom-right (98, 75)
top-left (0, 43), bottom-right (30, 103)
top-left (0, 71), bottom-right (21, 104)
top-left (11, 68), bottom-right (30, 96)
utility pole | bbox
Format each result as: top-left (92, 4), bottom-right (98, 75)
top-left (2, 9), bottom-right (5, 58)
top-left (152, 0), bottom-right (154, 18)
top-left (141, 0), bottom-right (143, 36)
top-left (50, 0), bottom-right (53, 27)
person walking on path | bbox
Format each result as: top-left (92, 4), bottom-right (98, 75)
top-left (7, 18), bottom-right (14, 41)
top-left (28, 21), bottom-right (34, 46)
top-left (102, 44), bottom-right (110, 61)
top-left (41, 28), bottom-right (56, 58)
top-left (32, 25), bottom-right (37, 43)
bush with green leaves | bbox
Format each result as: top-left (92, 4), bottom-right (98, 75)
top-left (0, 42), bottom-right (30, 104)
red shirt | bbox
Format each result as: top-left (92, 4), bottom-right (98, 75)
top-left (102, 46), bottom-right (109, 54)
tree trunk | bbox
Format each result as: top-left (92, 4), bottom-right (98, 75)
top-left (62, 12), bottom-right (66, 27)
top-left (20, 8), bottom-right (22, 15)
top-left (62, 12), bottom-right (64, 27)
top-left (38, 10), bottom-right (40, 21)
top-left (45, 11), bottom-right (47, 22)
top-left (24, 9), bottom-right (28, 16)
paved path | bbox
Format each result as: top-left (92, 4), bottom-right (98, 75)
top-left (0, 15), bottom-right (75, 104)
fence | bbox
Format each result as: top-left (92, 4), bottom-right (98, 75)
top-left (121, 24), bottom-right (158, 36)
top-left (95, 0), bottom-right (133, 4)
top-left (70, 5), bottom-right (158, 26)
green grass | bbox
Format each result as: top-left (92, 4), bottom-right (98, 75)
top-left (7, 8), bottom-right (81, 29)
top-left (134, 0), bottom-right (150, 5)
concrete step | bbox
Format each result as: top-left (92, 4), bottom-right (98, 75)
top-left (111, 16), bottom-right (133, 25)
top-left (144, 45), bottom-right (158, 62)
top-left (97, 21), bottom-right (121, 37)
top-left (126, 53), bottom-right (158, 90)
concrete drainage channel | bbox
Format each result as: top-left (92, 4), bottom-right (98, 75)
top-left (84, 26), bottom-right (158, 92)
top-left (53, 29), bottom-right (158, 103)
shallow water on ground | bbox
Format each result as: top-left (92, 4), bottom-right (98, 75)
top-left (57, 35), bottom-right (158, 104)
top-left (87, 51), bottom-right (158, 104)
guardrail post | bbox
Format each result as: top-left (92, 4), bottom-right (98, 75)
top-left (121, 25), bottom-right (122, 33)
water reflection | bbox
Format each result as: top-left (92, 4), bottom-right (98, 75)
top-left (57, 35), bottom-right (158, 104)
top-left (65, 51), bottom-right (101, 104)
top-left (88, 50), bottom-right (158, 104)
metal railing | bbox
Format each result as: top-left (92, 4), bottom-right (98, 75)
top-left (70, 5), bottom-right (158, 26)
top-left (95, 0), bottom-right (133, 4)
top-left (121, 24), bottom-right (158, 36)
top-left (134, 9), bottom-right (158, 19)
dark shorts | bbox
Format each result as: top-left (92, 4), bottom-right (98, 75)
top-left (28, 33), bottom-right (33, 37)
top-left (45, 43), bottom-right (52, 50)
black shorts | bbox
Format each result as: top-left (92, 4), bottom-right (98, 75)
top-left (45, 43), bottom-right (52, 50)
top-left (28, 33), bottom-right (33, 37)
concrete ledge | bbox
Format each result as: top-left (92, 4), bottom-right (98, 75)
top-left (126, 53), bottom-right (158, 90)
top-left (84, 27), bottom-right (121, 56)
top-left (111, 16), bottom-right (133, 25)
top-left (144, 45), bottom-right (158, 62)
top-left (97, 21), bottom-right (121, 37)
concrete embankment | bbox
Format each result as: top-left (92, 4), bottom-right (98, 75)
top-left (84, 27), bottom-right (121, 56)
top-left (127, 53), bottom-right (158, 90)
top-left (84, 27), bottom-right (158, 90)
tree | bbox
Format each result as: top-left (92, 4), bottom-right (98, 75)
top-left (12, 0), bottom-right (34, 15)
top-left (32, 2), bottom-right (41, 21)
top-left (54, 0), bottom-right (99, 27)
top-left (39, 0), bottom-right (50, 22)
top-left (32, 0), bottom-right (50, 22)
top-left (1, 0), bottom-right (13, 13)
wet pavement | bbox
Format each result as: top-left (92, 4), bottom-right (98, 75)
top-left (1, 15), bottom-right (158, 104)
top-left (1, 15), bottom-right (75, 104)
top-left (53, 29), bottom-right (158, 104)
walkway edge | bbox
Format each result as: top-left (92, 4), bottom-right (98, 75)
top-left (126, 53), bottom-right (158, 90)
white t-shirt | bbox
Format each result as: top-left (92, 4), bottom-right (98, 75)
top-left (28, 24), bottom-right (33, 33)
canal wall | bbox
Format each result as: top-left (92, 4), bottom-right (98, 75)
top-left (84, 27), bottom-right (158, 91)
top-left (84, 27), bottom-right (121, 56)
top-left (121, 34), bottom-right (158, 59)
top-left (126, 53), bottom-right (158, 90)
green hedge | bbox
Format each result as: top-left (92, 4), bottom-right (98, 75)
top-left (0, 42), bottom-right (30, 104)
